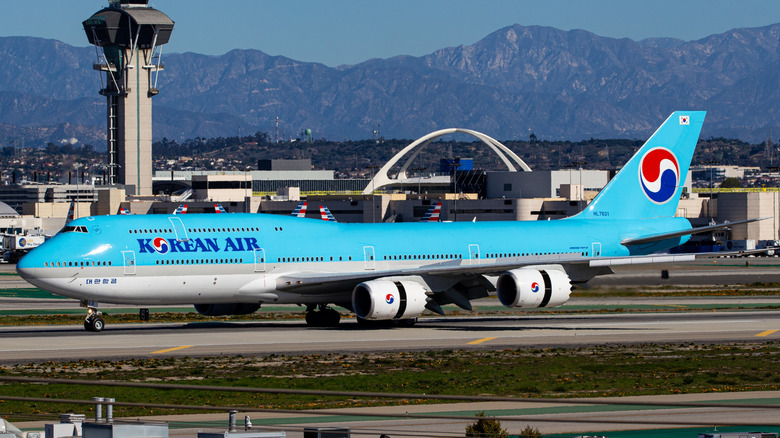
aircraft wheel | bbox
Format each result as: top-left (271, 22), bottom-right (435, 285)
top-left (356, 317), bottom-right (389, 328)
top-left (90, 317), bottom-right (105, 332)
top-left (85, 316), bottom-right (104, 332)
top-left (400, 317), bottom-right (417, 327)
top-left (323, 308), bottom-right (341, 327)
top-left (306, 307), bottom-right (341, 327)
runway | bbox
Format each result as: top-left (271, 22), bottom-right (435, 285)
top-left (4, 262), bottom-right (780, 436)
top-left (1, 309), bottom-right (779, 363)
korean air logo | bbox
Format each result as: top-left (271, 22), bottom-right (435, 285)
top-left (639, 147), bottom-right (680, 204)
top-left (530, 282), bottom-right (540, 293)
top-left (152, 237), bottom-right (170, 254)
top-left (385, 294), bottom-right (395, 304)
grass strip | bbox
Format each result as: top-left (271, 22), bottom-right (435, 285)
top-left (1, 342), bottom-right (780, 421)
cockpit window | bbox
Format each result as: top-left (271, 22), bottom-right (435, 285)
top-left (61, 225), bottom-right (89, 234)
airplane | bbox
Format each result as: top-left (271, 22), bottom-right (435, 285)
top-left (118, 207), bottom-right (130, 215)
top-left (215, 204), bottom-right (226, 213)
top-left (290, 201), bottom-right (308, 218)
top-left (320, 205), bottom-right (337, 222)
top-left (65, 200), bottom-right (76, 224)
top-left (420, 201), bottom-right (443, 222)
top-left (17, 111), bottom-right (755, 332)
top-left (173, 204), bottom-right (188, 215)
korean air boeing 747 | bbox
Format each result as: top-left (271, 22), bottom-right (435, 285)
top-left (17, 112), bottom-right (739, 332)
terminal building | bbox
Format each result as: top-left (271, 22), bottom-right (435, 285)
top-left (2, 149), bottom-right (779, 252)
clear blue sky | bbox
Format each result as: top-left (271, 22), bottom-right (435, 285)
top-left (2, 0), bottom-right (780, 66)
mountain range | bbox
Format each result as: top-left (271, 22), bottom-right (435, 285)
top-left (1, 22), bottom-right (779, 147)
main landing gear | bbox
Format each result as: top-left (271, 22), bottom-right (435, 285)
top-left (357, 316), bottom-right (418, 328)
top-left (305, 304), bottom-right (341, 327)
top-left (82, 301), bottom-right (105, 332)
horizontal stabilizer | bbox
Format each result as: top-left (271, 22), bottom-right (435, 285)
top-left (621, 217), bottom-right (769, 246)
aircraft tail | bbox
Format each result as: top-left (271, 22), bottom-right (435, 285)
top-left (291, 201), bottom-right (308, 217)
top-left (66, 200), bottom-right (75, 224)
top-left (320, 205), bottom-right (337, 222)
top-left (421, 201), bottom-right (442, 222)
top-left (572, 111), bottom-right (705, 221)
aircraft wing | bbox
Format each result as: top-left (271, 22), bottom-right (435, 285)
top-left (262, 246), bottom-right (771, 298)
top-left (262, 252), bottom-right (690, 295)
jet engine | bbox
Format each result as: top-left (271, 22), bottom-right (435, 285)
top-left (496, 268), bottom-right (571, 308)
top-left (194, 303), bottom-right (261, 316)
top-left (352, 279), bottom-right (428, 320)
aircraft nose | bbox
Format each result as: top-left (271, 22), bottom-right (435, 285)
top-left (16, 254), bottom-right (36, 281)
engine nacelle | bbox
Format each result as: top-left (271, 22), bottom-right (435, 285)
top-left (352, 280), bottom-right (428, 320)
top-left (496, 268), bottom-right (571, 308)
top-left (194, 303), bottom-right (261, 316)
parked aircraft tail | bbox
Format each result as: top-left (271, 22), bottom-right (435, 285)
top-left (320, 205), bottom-right (337, 222)
top-left (420, 201), bottom-right (443, 222)
top-left (65, 200), bottom-right (75, 224)
top-left (290, 201), bottom-right (308, 217)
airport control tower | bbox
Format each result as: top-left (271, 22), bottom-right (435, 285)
top-left (83, 0), bottom-right (174, 196)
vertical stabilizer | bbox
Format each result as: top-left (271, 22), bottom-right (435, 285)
top-left (320, 205), bottom-right (337, 222)
top-left (291, 201), bottom-right (308, 217)
top-left (66, 200), bottom-right (76, 224)
top-left (573, 111), bottom-right (705, 220)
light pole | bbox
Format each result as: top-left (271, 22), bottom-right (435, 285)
top-left (449, 161), bottom-right (461, 221)
top-left (767, 166), bottom-right (780, 241)
top-left (702, 160), bottom-right (720, 221)
top-left (411, 166), bottom-right (426, 197)
top-left (366, 165), bottom-right (380, 223)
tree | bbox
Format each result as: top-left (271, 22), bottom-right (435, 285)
top-left (720, 177), bottom-right (742, 188)
top-left (519, 425), bottom-right (542, 437)
top-left (465, 412), bottom-right (509, 438)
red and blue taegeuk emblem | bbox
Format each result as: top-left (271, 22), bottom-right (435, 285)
top-left (639, 147), bottom-right (679, 204)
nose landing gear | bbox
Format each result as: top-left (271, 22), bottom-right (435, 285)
top-left (82, 301), bottom-right (105, 332)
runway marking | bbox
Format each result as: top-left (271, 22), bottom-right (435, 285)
top-left (467, 337), bottom-right (497, 345)
top-left (152, 345), bottom-right (193, 354)
top-left (755, 329), bottom-right (779, 337)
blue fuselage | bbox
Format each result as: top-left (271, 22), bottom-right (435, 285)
top-left (16, 212), bottom-right (690, 305)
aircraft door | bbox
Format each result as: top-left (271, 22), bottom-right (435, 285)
top-left (592, 242), bottom-right (602, 257)
top-left (168, 217), bottom-right (189, 242)
top-left (254, 248), bottom-right (266, 272)
top-left (122, 250), bottom-right (136, 275)
top-left (468, 244), bottom-right (480, 264)
top-left (363, 246), bottom-right (376, 270)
